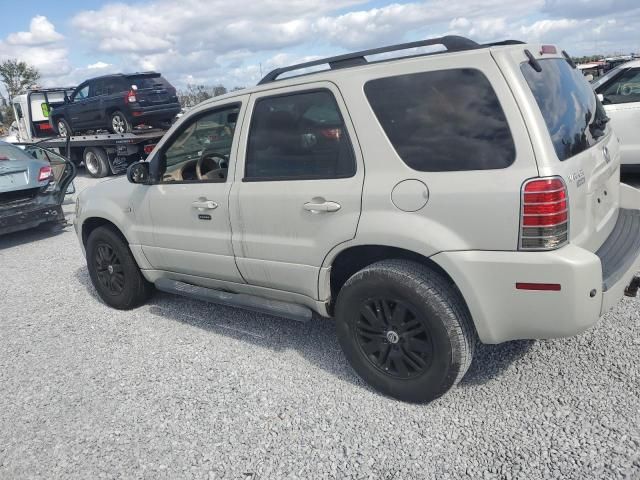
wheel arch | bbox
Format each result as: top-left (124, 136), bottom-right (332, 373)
top-left (328, 244), bottom-right (460, 305)
top-left (82, 216), bottom-right (128, 248)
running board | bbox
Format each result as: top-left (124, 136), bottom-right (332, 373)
top-left (155, 278), bottom-right (312, 323)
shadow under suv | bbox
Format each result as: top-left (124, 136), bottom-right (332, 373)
top-left (50, 72), bottom-right (181, 136)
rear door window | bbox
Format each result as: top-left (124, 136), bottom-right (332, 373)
top-left (521, 59), bottom-right (608, 161)
top-left (245, 90), bottom-right (356, 180)
top-left (364, 69), bottom-right (515, 172)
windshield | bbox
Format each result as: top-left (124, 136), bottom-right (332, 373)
top-left (127, 75), bottom-right (171, 90)
top-left (591, 65), bottom-right (625, 89)
top-left (521, 58), bottom-right (608, 161)
top-left (0, 143), bottom-right (33, 162)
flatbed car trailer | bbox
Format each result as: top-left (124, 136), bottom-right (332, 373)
top-left (11, 88), bottom-right (166, 178)
top-left (32, 130), bottom-right (165, 178)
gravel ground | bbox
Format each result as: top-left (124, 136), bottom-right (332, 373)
top-left (0, 171), bottom-right (639, 480)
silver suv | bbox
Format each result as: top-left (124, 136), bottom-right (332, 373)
top-left (75, 36), bottom-right (640, 403)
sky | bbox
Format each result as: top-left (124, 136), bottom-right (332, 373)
top-left (0, 0), bottom-right (638, 93)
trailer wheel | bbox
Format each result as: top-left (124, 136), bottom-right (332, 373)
top-left (84, 147), bottom-right (110, 178)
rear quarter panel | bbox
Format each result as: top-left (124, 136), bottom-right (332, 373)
top-left (324, 49), bottom-right (539, 259)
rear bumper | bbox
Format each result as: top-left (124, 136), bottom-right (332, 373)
top-left (0, 203), bottom-right (64, 235)
top-left (128, 104), bottom-right (180, 122)
top-left (433, 187), bottom-right (640, 344)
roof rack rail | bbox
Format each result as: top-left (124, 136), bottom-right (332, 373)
top-left (25, 87), bottom-right (76, 93)
top-left (484, 40), bottom-right (525, 46)
top-left (258, 35), bottom-right (481, 85)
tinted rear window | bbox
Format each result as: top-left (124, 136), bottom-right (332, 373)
top-left (521, 59), bottom-right (606, 161)
top-left (364, 69), bottom-right (515, 172)
top-left (127, 75), bottom-right (172, 90)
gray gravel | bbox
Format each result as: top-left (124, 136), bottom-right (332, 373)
top-left (1, 172), bottom-right (639, 479)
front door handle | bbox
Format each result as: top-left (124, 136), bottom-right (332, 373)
top-left (303, 199), bottom-right (341, 213)
top-left (192, 200), bottom-right (218, 210)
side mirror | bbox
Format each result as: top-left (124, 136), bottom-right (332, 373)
top-left (597, 93), bottom-right (605, 102)
top-left (127, 161), bottom-right (150, 184)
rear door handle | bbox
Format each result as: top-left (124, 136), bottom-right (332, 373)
top-left (192, 200), bottom-right (218, 210)
top-left (303, 200), bottom-right (341, 213)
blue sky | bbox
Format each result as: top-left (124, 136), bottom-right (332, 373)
top-left (0, 0), bottom-right (638, 93)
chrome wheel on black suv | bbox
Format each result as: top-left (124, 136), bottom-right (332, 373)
top-left (56, 118), bottom-right (72, 137)
top-left (110, 111), bottom-right (131, 134)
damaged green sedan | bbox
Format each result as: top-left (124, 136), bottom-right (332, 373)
top-left (0, 141), bottom-right (76, 236)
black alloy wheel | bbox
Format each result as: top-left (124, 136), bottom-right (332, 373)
top-left (94, 242), bottom-right (125, 295)
top-left (355, 298), bottom-right (432, 379)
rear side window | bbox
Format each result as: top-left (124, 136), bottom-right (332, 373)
top-left (245, 90), bottom-right (356, 181)
top-left (521, 59), bottom-right (607, 161)
top-left (364, 69), bottom-right (515, 172)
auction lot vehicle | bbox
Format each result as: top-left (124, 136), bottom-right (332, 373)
top-left (75, 36), bottom-right (640, 403)
top-left (593, 60), bottom-right (640, 171)
top-left (12, 89), bottom-right (167, 178)
top-left (50, 72), bottom-right (180, 135)
top-left (0, 141), bottom-right (75, 235)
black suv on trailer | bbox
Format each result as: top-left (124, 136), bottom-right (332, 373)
top-left (50, 72), bottom-right (180, 136)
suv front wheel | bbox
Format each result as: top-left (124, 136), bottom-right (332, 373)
top-left (335, 260), bottom-right (475, 403)
top-left (110, 111), bottom-right (132, 134)
top-left (86, 226), bottom-right (153, 309)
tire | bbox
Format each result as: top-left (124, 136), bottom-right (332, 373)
top-left (84, 147), bottom-right (110, 178)
top-left (334, 259), bottom-right (476, 403)
top-left (110, 111), bottom-right (132, 134)
top-left (86, 226), bottom-right (153, 310)
top-left (55, 117), bottom-right (73, 137)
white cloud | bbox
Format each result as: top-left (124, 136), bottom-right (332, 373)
top-left (2, 1), bottom-right (640, 92)
top-left (5, 16), bottom-right (64, 46)
top-left (0, 16), bottom-right (71, 83)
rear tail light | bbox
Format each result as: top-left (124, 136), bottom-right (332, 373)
top-left (125, 85), bottom-right (137, 103)
top-left (143, 144), bottom-right (156, 155)
top-left (520, 177), bottom-right (569, 250)
top-left (38, 166), bottom-right (53, 182)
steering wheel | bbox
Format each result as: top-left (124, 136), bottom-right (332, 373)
top-left (196, 152), bottom-right (228, 181)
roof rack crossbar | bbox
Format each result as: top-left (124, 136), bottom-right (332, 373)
top-left (258, 35), bottom-right (480, 85)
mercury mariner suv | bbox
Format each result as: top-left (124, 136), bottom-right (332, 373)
top-left (74, 36), bottom-right (640, 403)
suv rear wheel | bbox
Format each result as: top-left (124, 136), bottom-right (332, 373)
top-left (334, 259), bottom-right (475, 403)
top-left (86, 226), bottom-right (153, 309)
top-left (110, 111), bottom-right (132, 134)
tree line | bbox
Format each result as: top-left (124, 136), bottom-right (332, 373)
top-left (176, 84), bottom-right (244, 108)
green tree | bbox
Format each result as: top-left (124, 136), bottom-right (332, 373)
top-left (0, 59), bottom-right (41, 102)
top-left (0, 59), bottom-right (41, 126)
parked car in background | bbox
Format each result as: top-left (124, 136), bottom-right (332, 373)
top-left (75, 36), bottom-right (640, 403)
top-left (0, 141), bottom-right (75, 235)
top-left (50, 72), bottom-right (181, 136)
top-left (593, 60), bottom-right (640, 171)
